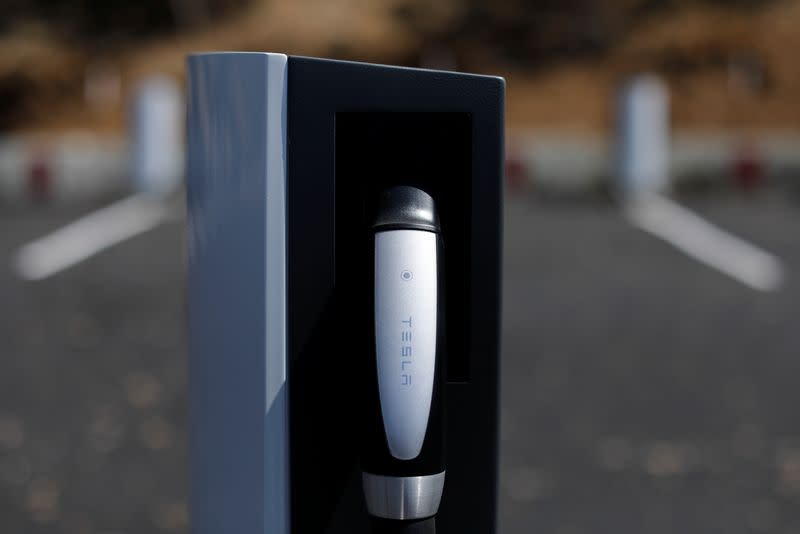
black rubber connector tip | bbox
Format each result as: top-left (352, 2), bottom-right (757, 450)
top-left (370, 517), bottom-right (436, 534)
top-left (373, 186), bottom-right (440, 233)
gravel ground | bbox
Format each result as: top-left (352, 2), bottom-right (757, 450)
top-left (1, 191), bottom-right (799, 533)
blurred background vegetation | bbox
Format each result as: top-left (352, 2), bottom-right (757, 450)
top-left (1, 0), bottom-right (799, 132)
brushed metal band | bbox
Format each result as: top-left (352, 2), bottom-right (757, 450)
top-left (362, 471), bottom-right (445, 520)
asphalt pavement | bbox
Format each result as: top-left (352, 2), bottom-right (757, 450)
top-left (1, 191), bottom-right (799, 533)
top-left (500, 191), bottom-right (800, 534)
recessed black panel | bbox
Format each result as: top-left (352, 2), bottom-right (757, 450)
top-left (336, 112), bottom-right (472, 383)
top-left (287, 56), bottom-right (503, 534)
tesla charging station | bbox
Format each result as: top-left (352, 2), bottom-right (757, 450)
top-left (186, 53), bottom-right (504, 533)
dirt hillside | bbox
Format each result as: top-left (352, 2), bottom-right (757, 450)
top-left (1, 0), bottom-right (798, 132)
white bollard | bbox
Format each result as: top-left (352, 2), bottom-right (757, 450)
top-left (616, 74), bottom-right (670, 197)
top-left (129, 76), bottom-right (184, 195)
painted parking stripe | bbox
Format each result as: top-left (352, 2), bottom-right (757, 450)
top-left (624, 194), bottom-right (785, 292)
top-left (13, 194), bottom-right (171, 281)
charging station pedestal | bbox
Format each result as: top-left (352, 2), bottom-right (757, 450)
top-left (186, 53), bottom-right (504, 534)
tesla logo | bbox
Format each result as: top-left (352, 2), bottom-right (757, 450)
top-left (401, 316), bottom-right (412, 386)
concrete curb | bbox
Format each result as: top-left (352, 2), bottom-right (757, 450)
top-left (506, 130), bottom-right (800, 194)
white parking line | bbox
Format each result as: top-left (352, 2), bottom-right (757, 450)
top-left (13, 194), bottom-right (171, 281)
top-left (623, 194), bottom-right (785, 292)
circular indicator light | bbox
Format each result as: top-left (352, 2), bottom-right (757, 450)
top-left (401, 270), bottom-right (413, 281)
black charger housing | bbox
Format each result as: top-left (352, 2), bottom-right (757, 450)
top-left (186, 53), bottom-right (504, 534)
